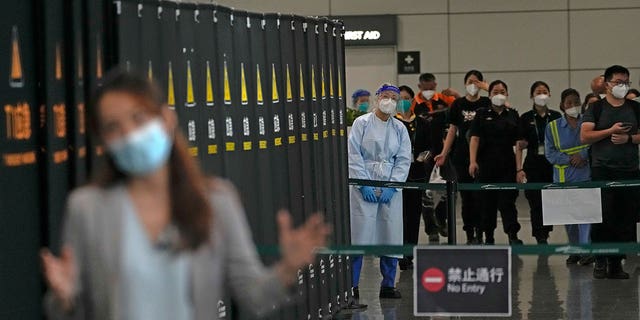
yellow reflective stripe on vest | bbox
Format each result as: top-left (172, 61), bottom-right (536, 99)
top-left (554, 164), bottom-right (569, 183)
top-left (549, 119), bottom-right (588, 183)
top-left (550, 121), bottom-right (561, 150)
top-left (549, 120), bottom-right (589, 154)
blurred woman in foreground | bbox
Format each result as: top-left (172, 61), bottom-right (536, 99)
top-left (40, 70), bottom-right (330, 320)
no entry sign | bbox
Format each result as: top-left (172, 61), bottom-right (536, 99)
top-left (414, 246), bottom-right (512, 317)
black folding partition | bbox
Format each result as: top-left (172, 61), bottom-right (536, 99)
top-left (65, 0), bottom-right (89, 188)
top-left (0, 1), bottom-right (42, 318)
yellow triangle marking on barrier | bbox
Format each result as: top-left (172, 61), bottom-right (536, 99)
top-left (206, 61), bottom-right (214, 106)
top-left (167, 61), bottom-right (175, 108)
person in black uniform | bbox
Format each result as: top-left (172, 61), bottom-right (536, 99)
top-left (435, 70), bottom-right (491, 244)
top-left (422, 99), bottom-right (452, 244)
top-left (468, 80), bottom-right (523, 245)
top-left (396, 85), bottom-right (428, 270)
top-left (515, 81), bottom-right (562, 244)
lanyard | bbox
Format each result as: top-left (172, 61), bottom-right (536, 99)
top-left (533, 114), bottom-right (549, 144)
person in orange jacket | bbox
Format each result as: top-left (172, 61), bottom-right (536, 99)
top-left (412, 73), bottom-right (460, 117)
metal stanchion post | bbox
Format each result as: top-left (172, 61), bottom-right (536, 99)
top-left (446, 179), bottom-right (457, 245)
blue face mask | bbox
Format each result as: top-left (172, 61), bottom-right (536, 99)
top-left (358, 102), bottom-right (369, 112)
top-left (107, 118), bottom-right (172, 176)
top-left (397, 99), bottom-right (411, 113)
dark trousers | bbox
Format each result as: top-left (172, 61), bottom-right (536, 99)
top-left (454, 160), bottom-right (481, 232)
top-left (591, 167), bottom-right (640, 261)
top-left (523, 166), bottom-right (554, 239)
top-left (480, 189), bottom-right (521, 235)
top-left (402, 188), bottom-right (423, 247)
top-left (423, 190), bottom-right (447, 235)
top-left (478, 159), bottom-right (521, 235)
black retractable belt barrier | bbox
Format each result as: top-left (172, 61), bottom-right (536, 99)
top-left (325, 19), bottom-right (343, 315)
top-left (197, 4), bottom-right (224, 176)
top-left (263, 15), bottom-right (290, 213)
top-left (65, 0), bottom-right (88, 187)
top-left (176, 3), bottom-right (197, 157)
top-left (159, 2), bottom-right (179, 110)
top-left (446, 180), bottom-right (458, 244)
top-left (317, 18), bottom-right (334, 319)
top-left (333, 19), bottom-right (354, 307)
top-left (279, 15), bottom-right (304, 225)
top-left (290, 15), bottom-right (314, 320)
top-left (249, 12), bottom-right (276, 248)
top-left (84, 0), bottom-right (107, 166)
top-left (229, 10), bottom-right (262, 242)
top-left (185, 3), bottom-right (208, 170)
top-left (304, 17), bottom-right (324, 320)
top-left (0, 2), bottom-right (42, 318)
top-left (38, 0), bottom-right (71, 252)
top-left (115, 0), bottom-right (142, 71)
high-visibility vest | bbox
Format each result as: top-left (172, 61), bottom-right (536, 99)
top-left (548, 120), bottom-right (589, 183)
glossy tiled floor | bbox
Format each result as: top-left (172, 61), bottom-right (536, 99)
top-left (334, 192), bottom-right (640, 320)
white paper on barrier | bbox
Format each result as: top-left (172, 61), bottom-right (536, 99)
top-left (541, 188), bottom-right (602, 226)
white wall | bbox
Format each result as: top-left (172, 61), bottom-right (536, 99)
top-left (212, 0), bottom-right (640, 113)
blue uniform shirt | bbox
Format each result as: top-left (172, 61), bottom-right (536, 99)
top-left (544, 115), bottom-right (591, 183)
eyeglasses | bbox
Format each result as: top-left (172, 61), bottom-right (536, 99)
top-left (608, 81), bottom-right (632, 86)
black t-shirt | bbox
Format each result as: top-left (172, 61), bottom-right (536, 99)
top-left (469, 106), bottom-right (520, 168)
top-left (583, 98), bottom-right (640, 170)
top-left (449, 96), bottom-right (491, 159)
top-left (519, 108), bottom-right (562, 169)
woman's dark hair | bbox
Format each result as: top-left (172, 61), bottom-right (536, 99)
top-left (398, 85), bottom-right (415, 98)
top-left (529, 81), bottom-right (550, 98)
top-left (582, 92), bottom-right (599, 112)
top-left (464, 70), bottom-right (484, 83)
top-left (559, 88), bottom-right (580, 111)
top-left (488, 80), bottom-right (508, 93)
top-left (91, 69), bottom-right (213, 250)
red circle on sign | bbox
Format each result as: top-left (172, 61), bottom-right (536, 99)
top-left (421, 268), bottom-right (445, 292)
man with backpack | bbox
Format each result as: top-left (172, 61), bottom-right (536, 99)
top-left (581, 65), bottom-right (640, 279)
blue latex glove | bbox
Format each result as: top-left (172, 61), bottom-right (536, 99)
top-left (378, 187), bottom-right (397, 204)
top-left (360, 186), bottom-right (377, 203)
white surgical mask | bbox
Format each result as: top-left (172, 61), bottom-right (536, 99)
top-left (421, 90), bottom-right (435, 100)
top-left (465, 84), bottom-right (478, 96)
top-left (533, 94), bottom-right (549, 107)
top-left (491, 94), bottom-right (507, 107)
top-left (611, 84), bottom-right (630, 99)
top-left (378, 98), bottom-right (397, 115)
top-left (565, 106), bottom-right (580, 118)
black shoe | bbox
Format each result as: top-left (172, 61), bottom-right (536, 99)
top-left (607, 260), bottom-right (630, 279)
top-left (484, 231), bottom-right (495, 245)
top-left (465, 230), bottom-right (475, 245)
top-left (379, 287), bottom-right (402, 299)
top-left (578, 255), bottom-right (595, 266)
top-left (438, 225), bottom-right (448, 237)
top-left (593, 258), bottom-right (607, 279)
top-left (566, 255), bottom-right (581, 265)
top-left (508, 233), bottom-right (523, 245)
top-left (353, 287), bottom-right (360, 299)
top-left (474, 228), bottom-right (483, 244)
top-left (428, 234), bottom-right (439, 244)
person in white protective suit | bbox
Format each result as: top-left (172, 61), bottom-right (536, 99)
top-left (347, 83), bottom-right (411, 305)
